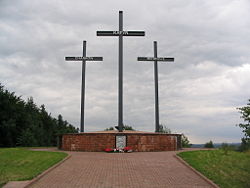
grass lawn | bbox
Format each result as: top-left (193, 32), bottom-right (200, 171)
top-left (0, 148), bottom-right (67, 187)
top-left (178, 150), bottom-right (250, 188)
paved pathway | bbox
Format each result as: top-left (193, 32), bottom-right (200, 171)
top-left (28, 151), bottom-right (214, 188)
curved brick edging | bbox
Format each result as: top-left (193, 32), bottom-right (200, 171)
top-left (174, 153), bottom-right (220, 188)
top-left (23, 154), bottom-right (71, 188)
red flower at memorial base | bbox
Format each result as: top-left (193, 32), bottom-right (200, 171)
top-left (104, 148), bottom-right (113, 152)
top-left (104, 146), bottom-right (132, 153)
top-left (123, 146), bottom-right (132, 151)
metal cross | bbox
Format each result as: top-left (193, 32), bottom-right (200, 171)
top-left (97, 11), bottom-right (145, 132)
top-left (65, 41), bottom-right (103, 132)
top-left (138, 41), bottom-right (174, 132)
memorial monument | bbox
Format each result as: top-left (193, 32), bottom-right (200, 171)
top-left (59, 11), bottom-right (181, 152)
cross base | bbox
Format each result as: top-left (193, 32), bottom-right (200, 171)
top-left (115, 125), bottom-right (125, 132)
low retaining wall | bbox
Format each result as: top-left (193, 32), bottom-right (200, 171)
top-left (60, 131), bottom-right (182, 152)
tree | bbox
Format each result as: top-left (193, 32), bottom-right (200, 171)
top-left (104, 127), bottom-right (114, 131)
top-left (158, 124), bottom-right (171, 133)
top-left (105, 125), bottom-right (135, 131)
top-left (56, 114), bottom-right (78, 135)
top-left (0, 83), bottom-right (78, 147)
top-left (17, 128), bottom-right (37, 146)
top-left (0, 83), bottom-right (25, 147)
top-left (158, 124), bottom-right (191, 147)
top-left (123, 125), bottom-right (135, 131)
top-left (237, 99), bottom-right (250, 151)
top-left (204, 140), bottom-right (214, 148)
top-left (181, 134), bottom-right (192, 148)
top-left (0, 119), bottom-right (17, 147)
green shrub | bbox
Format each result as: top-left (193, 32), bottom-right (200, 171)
top-left (181, 134), bottom-right (192, 148)
top-left (238, 138), bottom-right (250, 152)
top-left (204, 140), bottom-right (214, 148)
top-left (220, 143), bottom-right (235, 155)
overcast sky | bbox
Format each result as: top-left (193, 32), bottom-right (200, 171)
top-left (1, 0), bottom-right (249, 143)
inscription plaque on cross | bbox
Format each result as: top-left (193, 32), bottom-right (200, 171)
top-left (138, 41), bottom-right (174, 132)
top-left (65, 41), bottom-right (103, 132)
top-left (97, 11), bottom-right (145, 132)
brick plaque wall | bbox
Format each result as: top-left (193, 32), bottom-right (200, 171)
top-left (61, 131), bottom-right (181, 152)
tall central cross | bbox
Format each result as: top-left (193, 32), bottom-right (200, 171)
top-left (65, 41), bottom-right (103, 132)
top-left (97, 11), bottom-right (145, 132)
top-left (138, 41), bottom-right (174, 132)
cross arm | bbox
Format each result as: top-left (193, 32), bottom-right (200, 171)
top-left (65, 57), bottom-right (103, 61)
top-left (137, 57), bottom-right (174, 62)
top-left (97, 31), bottom-right (145, 36)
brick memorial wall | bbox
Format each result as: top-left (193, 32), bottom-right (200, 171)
top-left (60, 131), bottom-right (181, 152)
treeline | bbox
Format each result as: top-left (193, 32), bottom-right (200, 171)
top-left (0, 83), bottom-right (79, 147)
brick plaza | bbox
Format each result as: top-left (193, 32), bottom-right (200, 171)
top-left (29, 150), bottom-right (213, 188)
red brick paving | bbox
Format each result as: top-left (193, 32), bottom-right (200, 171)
top-left (28, 151), bottom-right (214, 188)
